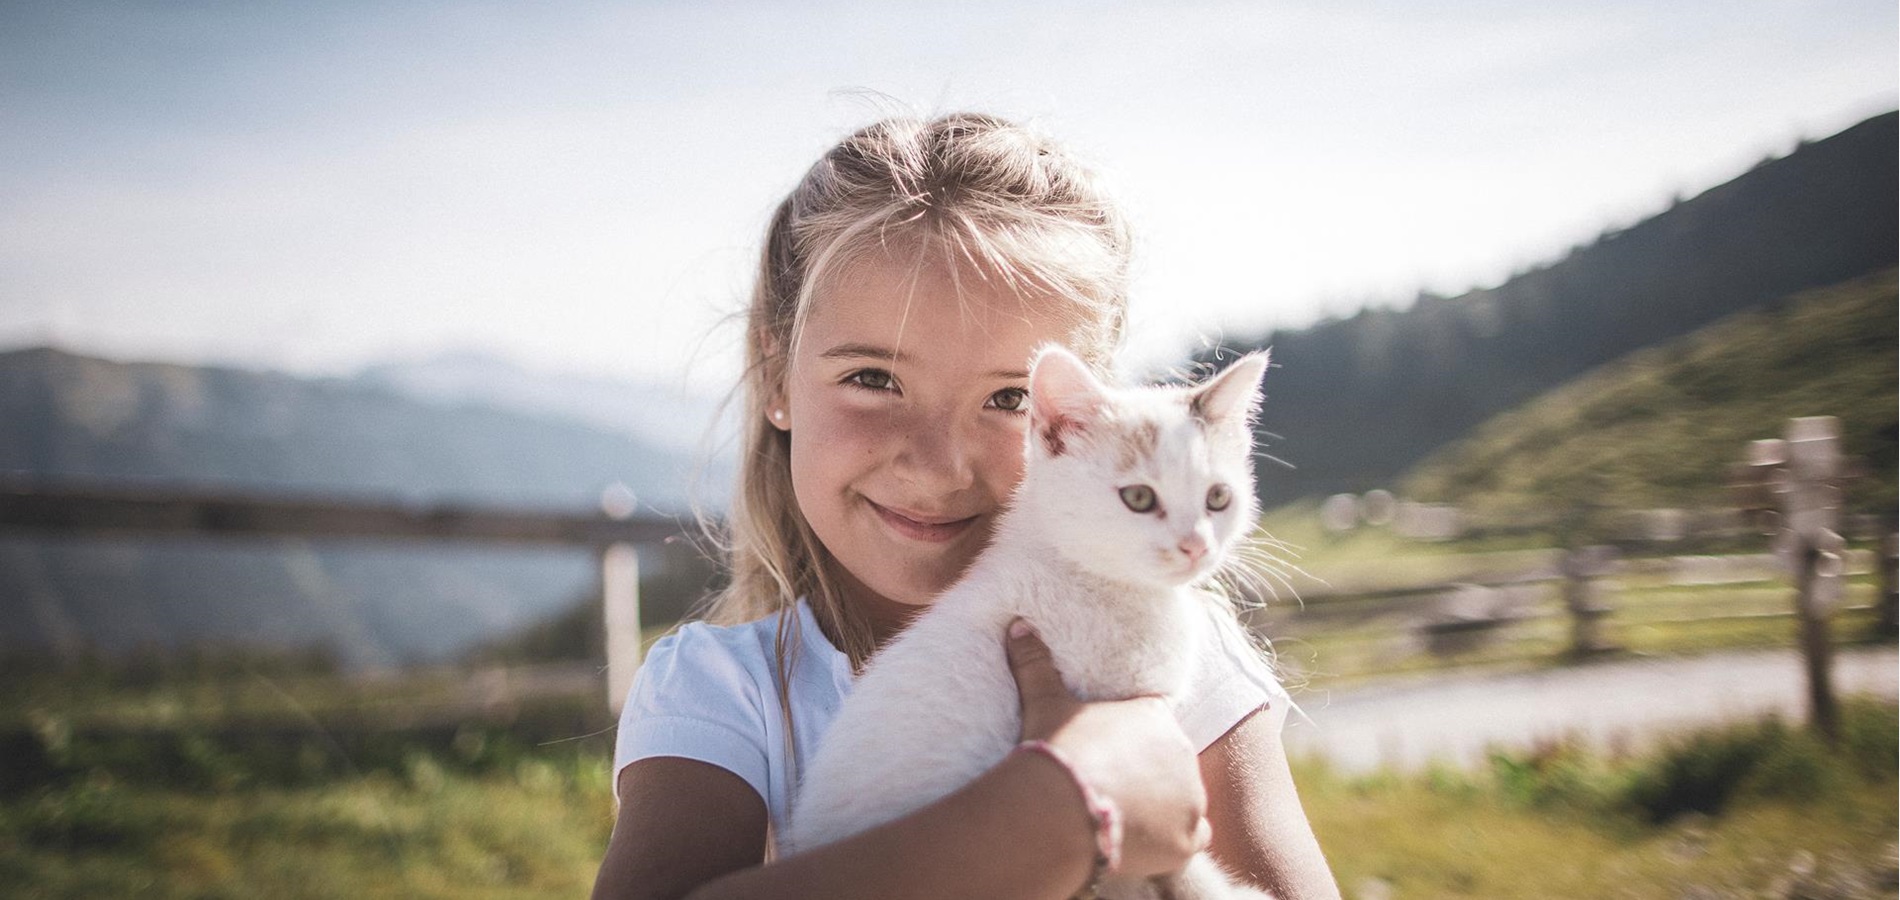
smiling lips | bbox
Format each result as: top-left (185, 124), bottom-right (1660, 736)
top-left (867, 500), bottom-right (979, 543)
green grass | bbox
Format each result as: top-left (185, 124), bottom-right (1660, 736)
top-left (0, 760), bottom-right (616, 899)
top-left (1301, 699), bottom-right (1900, 899)
top-left (4, 695), bottom-right (1891, 899)
top-left (1308, 770), bottom-right (1897, 899)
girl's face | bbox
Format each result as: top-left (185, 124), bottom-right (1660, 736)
top-left (775, 249), bottom-right (1081, 617)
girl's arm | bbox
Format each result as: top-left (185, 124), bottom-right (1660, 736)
top-left (1201, 706), bottom-right (1342, 900)
top-left (592, 624), bottom-right (1207, 900)
top-left (591, 757), bottom-right (767, 900)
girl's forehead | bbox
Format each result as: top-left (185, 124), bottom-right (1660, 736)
top-left (800, 254), bottom-right (1085, 370)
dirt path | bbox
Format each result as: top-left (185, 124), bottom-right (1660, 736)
top-left (1281, 645), bottom-right (1899, 772)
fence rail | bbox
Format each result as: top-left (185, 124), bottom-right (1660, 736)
top-left (0, 475), bottom-right (680, 545)
top-left (0, 475), bottom-right (685, 713)
top-left (1251, 549), bottom-right (1883, 650)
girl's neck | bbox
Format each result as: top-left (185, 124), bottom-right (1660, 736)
top-left (818, 564), bottom-right (925, 658)
top-left (857, 588), bottom-right (922, 652)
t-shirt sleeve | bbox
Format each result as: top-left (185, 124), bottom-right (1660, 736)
top-left (1175, 606), bottom-right (1291, 751)
top-left (613, 624), bottom-right (772, 805)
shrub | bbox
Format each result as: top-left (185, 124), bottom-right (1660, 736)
top-left (1622, 700), bottom-right (1897, 823)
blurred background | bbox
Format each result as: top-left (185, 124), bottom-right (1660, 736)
top-left (1, 1), bottom-right (1894, 897)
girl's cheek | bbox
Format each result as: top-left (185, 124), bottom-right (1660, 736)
top-left (813, 401), bottom-right (908, 460)
top-left (981, 425), bottom-right (1030, 484)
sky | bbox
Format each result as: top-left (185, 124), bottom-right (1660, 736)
top-left (1, 0), bottom-right (1894, 390)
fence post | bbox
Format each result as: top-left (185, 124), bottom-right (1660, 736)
top-left (1876, 531), bottom-right (1898, 638)
top-left (602, 543), bottom-right (642, 715)
top-left (1561, 545), bottom-right (1619, 657)
top-left (1779, 417), bottom-right (1844, 744)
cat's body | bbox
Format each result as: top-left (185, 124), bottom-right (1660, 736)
top-left (785, 347), bottom-right (1273, 900)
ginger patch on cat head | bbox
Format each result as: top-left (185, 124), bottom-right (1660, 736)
top-left (1114, 418), bottom-right (1160, 470)
top-left (1027, 345), bottom-right (1110, 458)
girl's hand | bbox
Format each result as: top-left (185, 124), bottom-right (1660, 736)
top-left (1004, 619), bottom-right (1209, 879)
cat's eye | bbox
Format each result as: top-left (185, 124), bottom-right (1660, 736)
top-left (1206, 484), bottom-right (1232, 511)
top-left (988, 387), bottom-right (1028, 412)
top-left (1119, 484), bottom-right (1157, 513)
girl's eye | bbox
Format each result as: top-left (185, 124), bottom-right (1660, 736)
top-left (988, 387), bottom-right (1028, 412)
top-left (1119, 484), bottom-right (1158, 514)
top-left (1206, 483), bottom-right (1232, 511)
top-left (846, 369), bottom-right (895, 392)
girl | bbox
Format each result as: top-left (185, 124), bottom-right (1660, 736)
top-left (592, 112), bottom-right (1339, 900)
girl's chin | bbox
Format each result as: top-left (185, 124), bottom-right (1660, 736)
top-left (836, 564), bottom-right (947, 612)
top-left (862, 548), bottom-right (979, 604)
top-left (872, 579), bottom-right (946, 609)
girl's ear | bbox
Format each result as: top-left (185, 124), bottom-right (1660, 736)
top-left (758, 329), bottom-right (792, 432)
top-left (1029, 345), bottom-right (1109, 457)
top-left (1189, 350), bottom-right (1269, 429)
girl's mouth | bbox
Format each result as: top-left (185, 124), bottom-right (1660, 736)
top-left (867, 500), bottom-right (978, 544)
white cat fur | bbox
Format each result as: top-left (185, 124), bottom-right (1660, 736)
top-left (785, 346), bottom-right (1273, 900)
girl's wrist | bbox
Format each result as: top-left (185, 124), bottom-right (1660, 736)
top-left (1010, 739), bottom-right (1122, 893)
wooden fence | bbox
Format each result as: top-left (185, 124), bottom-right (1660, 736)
top-left (1250, 547), bottom-right (1884, 658)
top-left (1260, 417), bottom-right (1897, 743)
top-left (0, 475), bottom-right (686, 714)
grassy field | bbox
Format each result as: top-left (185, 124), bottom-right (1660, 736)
top-left (1239, 501), bottom-right (1893, 690)
top-left (4, 695), bottom-right (1893, 899)
top-left (1305, 698), bottom-right (1899, 899)
top-left (2, 757), bottom-right (615, 899)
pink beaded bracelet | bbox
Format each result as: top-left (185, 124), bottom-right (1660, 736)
top-left (1013, 739), bottom-right (1123, 890)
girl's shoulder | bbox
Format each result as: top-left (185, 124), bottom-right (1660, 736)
top-left (1176, 592), bottom-right (1294, 749)
top-left (650, 611), bottom-right (783, 669)
top-left (614, 601), bottom-right (853, 819)
top-left (633, 601), bottom-right (848, 709)
top-left (642, 607), bottom-right (791, 695)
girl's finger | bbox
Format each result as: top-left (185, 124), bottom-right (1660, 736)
top-left (1003, 618), bottom-right (1071, 706)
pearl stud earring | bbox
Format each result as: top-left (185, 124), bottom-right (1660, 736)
top-left (771, 409), bottom-right (786, 423)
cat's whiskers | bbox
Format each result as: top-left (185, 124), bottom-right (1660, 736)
top-left (1217, 536), bottom-right (1321, 612)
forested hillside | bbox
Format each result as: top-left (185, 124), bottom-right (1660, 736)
top-left (1209, 112), bottom-right (1897, 506)
top-left (1402, 270), bottom-right (1898, 519)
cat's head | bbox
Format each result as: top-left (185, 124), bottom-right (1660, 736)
top-left (1016, 345), bottom-right (1267, 589)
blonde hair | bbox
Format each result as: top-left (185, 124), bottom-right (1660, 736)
top-left (692, 114), bottom-right (1132, 784)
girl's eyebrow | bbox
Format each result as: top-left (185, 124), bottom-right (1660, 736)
top-left (819, 342), bottom-right (1027, 380)
top-left (819, 342), bottom-right (906, 363)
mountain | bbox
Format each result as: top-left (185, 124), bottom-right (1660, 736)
top-left (353, 350), bottom-right (736, 468)
top-left (1207, 111), bottom-right (1898, 507)
top-left (0, 347), bottom-right (717, 667)
top-left (0, 346), bottom-right (700, 512)
top-left (1402, 270), bottom-right (1897, 520)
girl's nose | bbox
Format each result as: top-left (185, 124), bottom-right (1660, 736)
top-left (893, 410), bottom-right (975, 491)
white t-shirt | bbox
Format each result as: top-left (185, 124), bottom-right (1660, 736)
top-left (614, 599), bottom-right (1287, 836)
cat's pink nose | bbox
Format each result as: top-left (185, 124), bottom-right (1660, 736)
top-left (1178, 534), bottom-right (1208, 562)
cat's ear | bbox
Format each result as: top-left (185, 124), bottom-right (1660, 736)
top-left (1189, 350), bottom-right (1269, 429)
top-left (1029, 345), bottom-right (1109, 457)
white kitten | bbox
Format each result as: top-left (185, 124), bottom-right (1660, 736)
top-left (785, 345), bottom-right (1274, 900)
